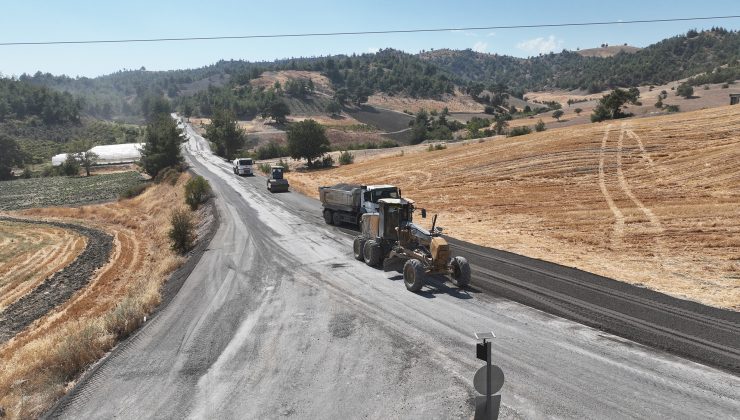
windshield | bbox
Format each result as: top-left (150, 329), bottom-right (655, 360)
top-left (370, 188), bottom-right (399, 202)
top-left (238, 159), bottom-right (252, 166)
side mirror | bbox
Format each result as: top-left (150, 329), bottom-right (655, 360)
top-left (421, 208), bottom-right (427, 218)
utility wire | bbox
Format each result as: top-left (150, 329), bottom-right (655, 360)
top-left (1, 15), bottom-right (739, 46)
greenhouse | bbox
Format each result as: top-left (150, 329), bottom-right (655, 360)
top-left (52, 143), bottom-right (145, 166)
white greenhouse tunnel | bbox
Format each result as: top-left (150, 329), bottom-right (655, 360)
top-left (51, 143), bottom-right (145, 166)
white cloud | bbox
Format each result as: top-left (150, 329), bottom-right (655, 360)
top-left (473, 41), bottom-right (488, 53)
top-left (487, 32), bottom-right (496, 37)
top-left (516, 35), bottom-right (564, 54)
top-left (368, 47), bottom-right (379, 54)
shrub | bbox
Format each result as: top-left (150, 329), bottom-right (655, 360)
top-left (654, 99), bottom-right (663, 109)
top-left (119, 183), bottom-right (151, 200)
top-left (427, 143), bottom-right (447, 152)
top-left (508, 126), bottom-right (532, 137)
top-left (722, 83), bottom-right (729, 89)
top-left (184, 175), bottom-right (212, 210)
top-left (322, 155), bottom-right (334, 168)
top-left (61, 154), bottom-right (80, 176)
top-left (255, 141), bottom-right (288, 160)
top-left (154, 166), bottom-right (181, 185)
top-left (665, 105), bottom-right (680, 113)
top-left (258, 163), bottom-right (271, 174)
top-left (534, 119), bottom-right (546, 132)
top-left (277, 158), bottom-right (291, 171)
top-left (21, 168), bottom-right (33, 179)
top-left (169, 208), bottom-right (194, 254)
top-left (338, 150), bottom-right (354, 165)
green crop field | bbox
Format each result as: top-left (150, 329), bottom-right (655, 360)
top-left (0, 171), bottom-right (145, 210)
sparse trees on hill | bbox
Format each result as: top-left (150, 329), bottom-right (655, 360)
top-left (206, 109), bottom-right (247, 160)
top-left (140, 115), bottom-right (183, 177)
top-left (0, 135), bottom-right (26, 180)
top-left (574, 108), bottom-right (583, 116)
top-left (287, 119), bottom-right (330, 167)
top-left (552, 110), bottom-right (564, 121)
top-left (262, 101), bottom-right (291, 124)
top-left (325, 100), bottom-right (342, 116)
top-left (591, 87), bottom-right (640, 122)
top-left (676, 83), bottom-right (694, 99)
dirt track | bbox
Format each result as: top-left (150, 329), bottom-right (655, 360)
top-left (287, 105), bottom-right (740, 310)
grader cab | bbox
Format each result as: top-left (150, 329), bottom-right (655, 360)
top-left (353, 198), bottom-right (471, 292)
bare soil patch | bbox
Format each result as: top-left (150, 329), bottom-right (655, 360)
top-left (287, 106), bottom-right (740, 310)
top-left (368, 89), bottom-right (484, 113)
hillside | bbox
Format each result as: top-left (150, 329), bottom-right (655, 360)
top-left (577, 45), bottom-right (641, 57)
top-left (286, 105), bottom-right (740, 310)
top-left (0, 78), bottom-right (144, 165)
top-left (421, 28), bottom-right (740, 92)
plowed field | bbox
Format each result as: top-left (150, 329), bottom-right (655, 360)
top-left (287, 105), bottom-right (740, 310)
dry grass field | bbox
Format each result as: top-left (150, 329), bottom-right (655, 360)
top-left (287, 106), bottom-right (740, 310)
top-left (0, 222), bottom-right (86, 313)
top-left (0, 173), bottom-right (197, 418)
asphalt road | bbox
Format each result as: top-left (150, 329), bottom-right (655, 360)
top-left (48, 123), bottom-right (740, 419)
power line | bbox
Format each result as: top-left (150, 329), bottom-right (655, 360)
top-left (1, 15), bottom-right (739, 46)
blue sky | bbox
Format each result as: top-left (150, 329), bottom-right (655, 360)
top-left (1, 0), bottom-right (739, 78)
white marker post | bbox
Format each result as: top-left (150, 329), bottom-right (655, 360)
top-left (474, 331), bottom-right (503, 420)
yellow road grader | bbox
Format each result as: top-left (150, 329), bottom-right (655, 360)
top-left (353, 198), bottom-right (471, 292)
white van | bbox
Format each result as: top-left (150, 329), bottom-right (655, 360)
top-left (232, 158), bottom-right (254, 176)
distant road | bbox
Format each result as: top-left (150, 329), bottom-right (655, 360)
top-left (48, 122), bottom-right (740, 419)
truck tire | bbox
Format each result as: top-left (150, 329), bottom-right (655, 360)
top-left (333, 211), bottom-right (343, 226)
top-left (403, 259), bottom-right (425, 292)
top-left (353, 236), bottom-right (366, 261)
top-left (450, 256), bottom-right (471, 288)
top-left (363, 239), bottom-right (382, 267)
top-left (323, 209), bottom-right (334, 225)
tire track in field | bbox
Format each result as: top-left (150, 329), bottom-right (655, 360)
top-left (617, 124), bottom-right (665, 236)
top-left (598, 124), bottom-right (625, 245)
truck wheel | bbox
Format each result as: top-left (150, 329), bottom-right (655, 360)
top-left (323, 209), bottom-right (334, 225)
top-left (450, 256), bottom-right (471, 288)
top-left (353, 236), bottom-right (366, 261)
top-left (403, 259), bottom-right (425, 292)
top-left (363, 239), bottom-right (382, 267)
top-left (332, 211), bottom-right (343, 226)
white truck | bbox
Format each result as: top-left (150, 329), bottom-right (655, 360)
top-left (319, 184), bottom-right (400, 226)
top-left (232, 158), bottom-right (253, 176)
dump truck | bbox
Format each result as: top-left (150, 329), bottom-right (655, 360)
top-left (267, 166), bottom-right (289, 192)
top-left (319, 184), bottom-right (400, 226)
top-left (232, 158), bottom-right (254, 176)
top-left (353, 198), bottom-right (470, 292)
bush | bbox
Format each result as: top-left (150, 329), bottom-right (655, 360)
top-left (153, 166), bottom-right (181, 185)
top-left (277, 158), bottom-right (290, 171)
top-left (338, 150), bottom-right (354, 165)
top-left (184, 175), bottom-right (212, 210)
top-left (322, 155), bottom-right (335, 168)
top-left (119, 183), bottom-right (151, 200)
top-left (508, 126), bottom-right (532, 137)
top-left (534, 119), bottom-right (546, 132)
top-left (21, 168), bottom-right (33, 179)
top-left (654, 99), bottom-right (663, 109)
top-left (427, 143), bottom-right (447, 152)
top-left (169, 208), bottom-right (194, 254)
top-left (61, 154), bottom-right (80, 176)
top-left (665, 105), bottom-right (680, 113)
top-left (255, 141), bottom-right (288, 160)
top-left (258, 163), bottom-right (271, 174)
top-left (722, 83), bottom-right (729, 89)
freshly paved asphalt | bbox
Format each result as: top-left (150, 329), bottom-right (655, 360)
top-left (48, 123), bottom-right (740, 419)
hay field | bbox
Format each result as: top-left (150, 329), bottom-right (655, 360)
top-left (0, 221), bottom-right (86, 313)
top-left (287, 106), bottom-right (740, 310)
top-left (0, 173), bottom-right (196, 419)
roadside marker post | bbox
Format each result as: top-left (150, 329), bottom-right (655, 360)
top-left (474, 331), bottom-right (503, 420)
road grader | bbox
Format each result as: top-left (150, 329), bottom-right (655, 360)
top-left (353, 198), bottom-right (471, 292)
